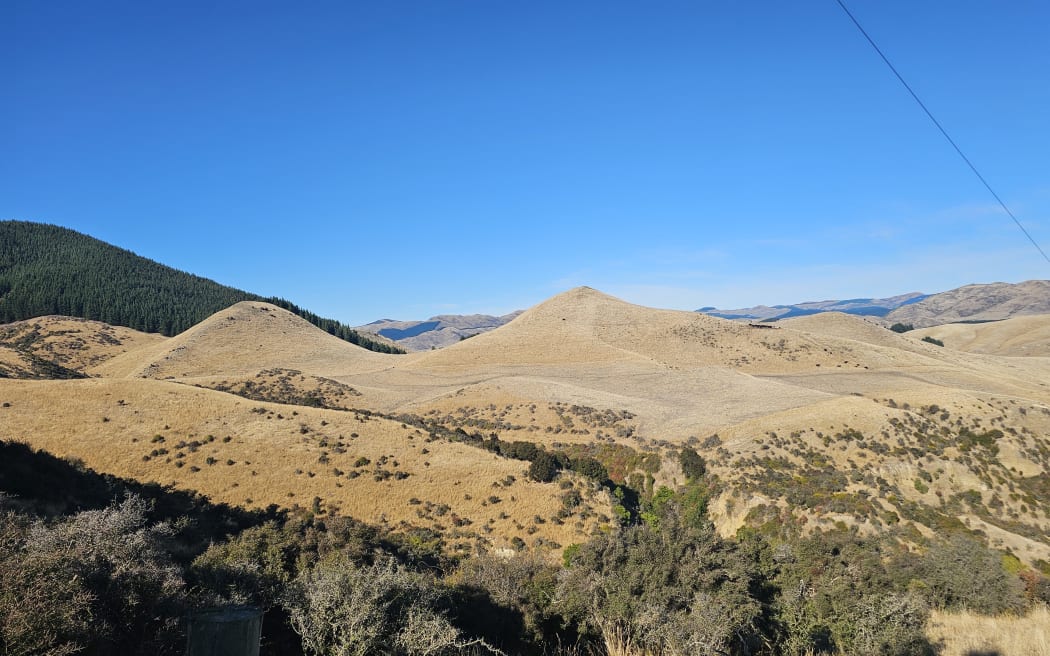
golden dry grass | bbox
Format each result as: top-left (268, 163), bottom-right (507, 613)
top-left (0, 315), bottom-right (165, 373)
top-left (0, 377), bottom-right (607, 555)
top-left (927, 606), bottom-right (1050, 656)
top-left (96, 301), bottom-right (395, 379)
top-left (0, 345), bottom-right (34, 377)
top-left (912, 314), bottom-right (1050, 357)
top-left (6, 288), bottom-right (1050, 559)
top-left (886, 279), bottom-right (1050, 328)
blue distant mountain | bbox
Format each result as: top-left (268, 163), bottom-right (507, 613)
top-left (699, 292), bottom-right (929, 322)
top-left (357, 311), bottom-right (523, 351)
top-left (375, 321), bottom-right (442, 341)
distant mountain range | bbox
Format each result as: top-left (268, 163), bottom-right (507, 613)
top-left (361, 280), bottom-right (1050, 351)
top-left (358, 312), bottom-right (523, 351)
top-left (883, 280), bottom-right (1050, 328)
top-left (700, 281), bottom-right (1050, 328)
top-left (698, 292), bottom-right (929, 322)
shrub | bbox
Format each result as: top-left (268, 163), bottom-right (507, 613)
top-left (569, 456), bottom-right (607, 482)
top-left (284, 556), bottom-right (495, 655)
top-left (557, 506), bottom-right (763, 655)
top-left (772, 528), bottom-right (937, 656)
top-left (527, 452), bottom-right (561, 483)
top-left (456, 551), bottom-right (561, 647)
top-left (0, 511), bottom-right (92, 655)
top-left (679, 447), bottom-right (706, 480)
top-left (500, 441), bottom-right (539, 462)
top-left (845, 592), bottom-right (931, 656)
top-left (918, 535), bottom-right (1025, 614)
top-left (191, 521), bottom-right (298, 607)
top-left (561, 489), bottom-right (582, 510)
top-left (0, 496), bottom-right (187, 655)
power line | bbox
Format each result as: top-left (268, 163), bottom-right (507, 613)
top-left (834, 0), bottom-right (1050, 266)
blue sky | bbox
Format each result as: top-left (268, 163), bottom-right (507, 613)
top-left (3, 1), bottom-right (1048, 325)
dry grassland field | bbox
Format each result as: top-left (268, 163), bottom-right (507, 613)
top-left (4, 288), bottom-right (1050, 654)
top-left (4, 291), bottom-right (1050, 556)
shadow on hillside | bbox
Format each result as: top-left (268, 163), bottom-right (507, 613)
top-left (0, 439), bottom-right (309, 655)
top-left (0, 439), bottom-right (281, 561)
top-left (1, 440), bottom-right (591, 655)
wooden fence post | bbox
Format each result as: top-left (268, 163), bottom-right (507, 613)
top-left (185, 606), bottom-right (263, 656)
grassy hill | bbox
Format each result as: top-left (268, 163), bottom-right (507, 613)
top-left (910, 314), bottom-right (1050, 357)
top-left (883, 279), bottom-right (1050, 328)
top-left (0, 221), bottom-right (403, 353)
top-left (4, 286), bottom-right (1050, 654)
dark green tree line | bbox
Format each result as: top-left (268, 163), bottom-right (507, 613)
top-left (0, 221), bottom-right (402, 353)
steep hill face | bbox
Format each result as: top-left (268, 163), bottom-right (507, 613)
top-left (0, 220), bottom-right (401, 353)
top-left (411, 287), bottom-right (959, 377)
top-left (884, 280), bottom-right (1050, 328)
top-left (360, 311), bottom-right (523, 351)
top-left (97, 301), bottom-right (395, 380)
top-left (373, 288), bottom-right (1050, 562)
top-left (911, 314), bottom-right (1050, 357)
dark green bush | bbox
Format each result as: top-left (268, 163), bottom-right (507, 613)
top-left (679, 446), bottom-right (707, 480)
top-left (557, 506), bottom-right (764, 655)
top-left (569, 456), bottom-right (607, 482)
top-left (527, 452), bottom-right (561, 483)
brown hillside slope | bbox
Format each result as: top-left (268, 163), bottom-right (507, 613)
top-left (0, 346), bottom-right (38, 379)
top-left (885, 280), bottom-right (1050, 328)
top-left (0, 316), bottom-right (165, 374)
top-left (355, 287), bottom-right (849, 432)
top-left (0, 377), bottom-right (606, 554)
top-left (779, 312), bottom-right (922, 351)
top-left (97, 301), bottom-right (398, 379)
top-left (7, 288), bottom-right (1050, 563)
top-left (912, 314), bottom-right (1050, 357)
top-left (756, 311), bottom-right (1050, 401)
top-left (410, 287), bottom-right (882, 373)
top-left (386, 288), bottom-right (1049, 416)
top-left (409, 288), bottom-right (1032, 381)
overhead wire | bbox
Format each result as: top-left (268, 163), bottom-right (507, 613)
top-left (834, 0), bottom-right (1050, 266)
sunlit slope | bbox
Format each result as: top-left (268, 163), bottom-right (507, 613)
top-left (884, 279), bottom-right (1050, 328)
top-left (97, 301), bottom-right (398, 379)
top-left (779, 312), bottom-right (923, 351)
top-left (0, 377), bottom-right (605, 554)
top-left (410, 286), bottom-right (868, 371)
top-left (912, 315), bottom-right (1050, 357)
top-left (0, 315), bottom-right (166, 375)
top-left (359, 287), bottom-right (849, 431)
top-left (755, 311), bottom-right (1050, 401)
top-left (383, 288), bottom-right (1050, 421)
top-left (409, 287), bottom-right (1021, 377)
top-left (4, 286), bottom-right (1050, 565)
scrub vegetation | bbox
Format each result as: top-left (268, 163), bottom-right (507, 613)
top-left (3, 440), bottom-right (1048, 656)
